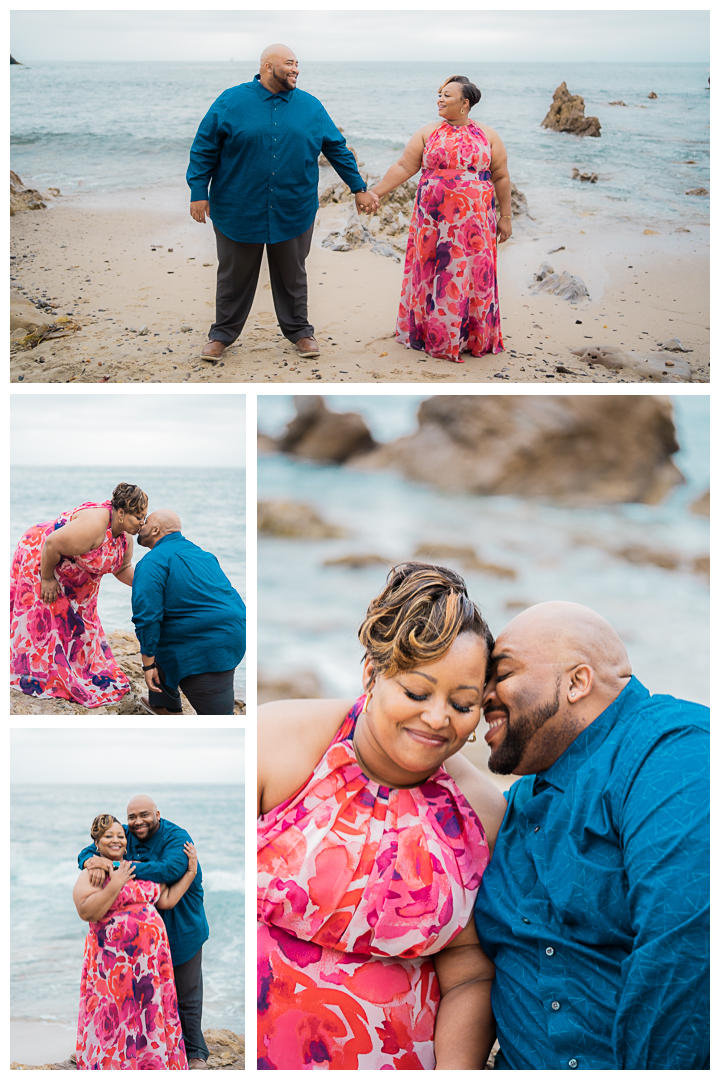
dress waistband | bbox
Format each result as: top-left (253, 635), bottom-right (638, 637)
top-left (421, 167), bottom-right (492, 180)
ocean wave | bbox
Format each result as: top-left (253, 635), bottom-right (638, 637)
top-left (202, 870), bottom-right (245, 893)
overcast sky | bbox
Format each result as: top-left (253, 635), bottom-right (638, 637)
top-left (10, 728), bottom-right (244, 784)
top-left (10, 394), bottom-right (245, 467)
top-left (10, 9), bottom-right (710, 64)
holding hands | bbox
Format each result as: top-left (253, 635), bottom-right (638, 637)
top-left (355, 190), bottom-right (380, 216)
top-left (111, 860), bottom-right (137, 886)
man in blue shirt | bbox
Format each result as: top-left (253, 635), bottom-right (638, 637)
top-left (133, 509), bottom-right (246, 715)
top-left (473, 601), bottom-right (709, 1071)
top-left (80, 795), bottom-right (210, 1069)
top-left (187, 43), bottom-right (377, 361)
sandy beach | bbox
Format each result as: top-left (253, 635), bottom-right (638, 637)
top-left (11, 1019), bottom-right (76, 1067)
top-left (10, 183), bottom-right (709, 384)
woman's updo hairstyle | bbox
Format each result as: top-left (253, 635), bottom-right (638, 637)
top-left (90, 813), bottom-right (122, 842)
top-left (440, 75), bottom-right (482, 110)
top-left (111, 482), bottom-right (148, 516)
top-left (358, 562), bottom-right (494, 680)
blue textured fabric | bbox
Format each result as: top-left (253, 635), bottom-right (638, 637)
top-left (132, 532), bottom-right (246, 689)
top-left (187, 75), bottom-right (366, 243)
top-left (474, 676), bottom-right (709, 1070)
top-left (78, 817), bottom-right (209, 967)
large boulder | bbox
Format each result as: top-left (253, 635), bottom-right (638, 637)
top-left (258, 498), bottom-right (347, 539)
top-left (278, 396), bottom-right (377, 462)
top-left (541, 82), bottom-right (601, 137)
top-left (358, 396), bottom-right (684, 505)
top-left (10, 631), bottom-right (245, 714)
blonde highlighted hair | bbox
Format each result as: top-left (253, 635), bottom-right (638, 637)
top-left (358, 562), bottom-right (493, 680)
top-left (90, 813), bottom-right (122, 843)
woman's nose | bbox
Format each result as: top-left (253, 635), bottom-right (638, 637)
top-left (421, 701), bottom-right (451, 728)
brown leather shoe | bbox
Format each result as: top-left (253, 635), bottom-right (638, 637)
top-left (201, 339), bottom-right (226, 358)
top-left (189, 1059), bottom-right (208, 1069)
top-left (140, 694), bottom-right (180, 716)
top-left (295, 335), bottom-right (320, 358)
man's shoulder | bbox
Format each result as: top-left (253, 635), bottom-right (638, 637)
top-left (158, 818), bottom-right (191, 843)
top-left (292, 87), bottom-right (325, 111)
top-left (620, 686), bottom-right (709, 742)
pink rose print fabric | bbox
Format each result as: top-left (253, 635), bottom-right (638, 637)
top-left (257, 697), bottom-right (490, 1069)
top-left (10, 500), bottom-right (131, 707)
top-left (76, 879), bottom-right (187, 1070)
top-left (396, 121), bottom-right (504, 362)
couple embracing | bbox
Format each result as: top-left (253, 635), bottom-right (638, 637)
top-left (73, 795), bottom-right (208, 1069)
top-left (257, 562), bottom-right (709, 1070)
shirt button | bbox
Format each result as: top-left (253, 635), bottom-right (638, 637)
top-left (551, 1001), bottom-right (560, 1011)
top-left (522, 917), bottom-right (530, 924)
top-left (546, 947), bottom-right (555, 956)
top-left (568, 1060), bottom-right (578, 1069)
top-left (534, 826), bottom-right (540, 833)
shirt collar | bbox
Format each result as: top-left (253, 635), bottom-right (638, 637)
top-left (533, 675), bottom-right (649, 793)
top-left (154, 531), bottom-right (184, 549)
top-left (252, 73), bottom-right (292, 102)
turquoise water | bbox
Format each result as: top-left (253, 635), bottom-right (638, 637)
top-left (258, 395), bottom-right (709, 706)
top-left (10, 466), bottom-right (246, 699)
top-left (11, 61), bottom-right (709, 229)
top-left (10, 783), bottom-right (244, 1032)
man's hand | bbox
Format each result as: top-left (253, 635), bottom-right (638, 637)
top-left (144, 667), bottom-right (162, 693)
top-left (355, 190), bottom-right (379, 216)
top-left (84, 854), bottom-right (112, 887)
top-left (190, 200), bottom-right (210, 223)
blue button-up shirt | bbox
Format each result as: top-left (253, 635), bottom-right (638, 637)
top-left (474, 676), bottom-right (709, 1070)
top-left (132, 532), bottom-right (246, 689)
top-left (187, 75), bottom-right (366, 243)
top-left (79, 818), bottom-right (209, 968)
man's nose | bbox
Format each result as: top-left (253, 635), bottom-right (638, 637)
top-left (482, 679), bottom-right (498, 709)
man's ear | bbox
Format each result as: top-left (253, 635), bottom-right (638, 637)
top-left (567, 664), bottom-right (594, 703)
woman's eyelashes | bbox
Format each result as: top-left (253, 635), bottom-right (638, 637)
top-left (402, 688), bottom-right (475, 713)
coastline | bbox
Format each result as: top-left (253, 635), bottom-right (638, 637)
top-left (10, 184), bottom-right (709, 384)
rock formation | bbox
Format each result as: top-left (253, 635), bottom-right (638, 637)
top-left (357, 396), bottom-right (684, 506)
top-left (11, 54), bottom-right (21, 64)
top-left (685, 187), bottom-right (709, 197)
top-left (11, 170), bottom-right (61, 215)
top-left (690, 490), bottom-right (709, 517)
top-left (258, 668), bottom-right (325, 704)
top-left (258, 499), bottom-right (347, 539)
top-left (10, 1029), bottom-right (244, 1070)
top-left (277, 395), bottom-right (376, 463)
top-left (570, 346), bottom-right (692, 383)
top-left (531, 262), bottom-right (589, 302)
top-left (541, 82), bottom-right (601, 137)
top-left (571, 167), bottom-right (598, 183)
top-left (10, 631), bottom-right (246, 715)
top-left (648, 91), bottom-right (658, 99)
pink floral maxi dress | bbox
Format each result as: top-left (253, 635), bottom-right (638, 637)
top-left (76, 878), bottom-right (187, 1070)
top-left (10, 500), bottom-right (131, 706)
top-left (396, 120), bottom-right (504, 362)
top-left (257, 698), bottom-right (490, 1070)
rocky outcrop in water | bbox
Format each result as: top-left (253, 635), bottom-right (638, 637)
top-left (258, 667), bottom-right (325, 704)
top-left (10, 631), bottom-right (246, 714)
top-left (277, 395), bottom-right (376, 463)
top-left (10, 1028), bottom-right (244, 1070)
top-left (11, 170), bottom-right (61, 215)
top-left (542, 82), bottom-right (601, 137)
top-left (356, 396), bottom-right (684, 506)
top-left (258, 499), bottom-right (347, 539)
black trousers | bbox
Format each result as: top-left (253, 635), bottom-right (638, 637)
top-left (149, 663), bottom-right (236, 715)
top-left (174, 946), bottom-right (208, 1062)
top-left (210, 223), bottom-right (314, 345)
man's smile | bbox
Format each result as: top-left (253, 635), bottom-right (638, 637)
top-left (484, 707), bottom-right (508, 744)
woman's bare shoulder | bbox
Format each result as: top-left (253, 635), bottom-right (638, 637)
top-left (258, 698), bottom-right (356, 815)
top-left (443, 752), bottom-right (507, 852)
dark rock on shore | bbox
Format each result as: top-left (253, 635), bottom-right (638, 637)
top-left (258, 667), bottom-right (325, 704)
top-left (413, 543), bottom-right (517, 580)
top-left (10, 1029), bottom-right (244, 1070)
top-left (10, 631), bottom-right (246, 715)
top-left (357, 396), bottom-right (684, 506)
top-left (542, 82), bottom-right (601, 137)
top-left (532, 262), bottom-right (589, 302)
top-left (648, 91), bottom-right (658, 99)
top-left (277, 395), bottom-right (377, 463)
top-left (258, 499), bottom-right (347, 539)
top-left (571, 167), bottom-right (598, 183)
top-left (570, 345), bottom-right (692, 382)
top-left (11, 170), bottom-right (61, 215)
top-left (11, 54), bottom-right (21, 64)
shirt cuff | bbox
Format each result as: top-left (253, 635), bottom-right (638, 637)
top-left (189, 185), bottom-right (209, 202)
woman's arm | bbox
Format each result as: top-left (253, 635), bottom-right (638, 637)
top-left (72, 861), bottom-right (136, 922)
top-left (156, 842), bottom-right (197, 909)
top-left (483, 125), bottom-right (512, 243)
top-left (369, 126), bottom-right (434, 200)
top-left (258, 698), bottom-right (353, 817)
top-left (113, 535), bottom-right (134, 586)
top-left (40, 508), bottom-right (110, 601)
top-left (433, 920), bottom-right (496, 1070)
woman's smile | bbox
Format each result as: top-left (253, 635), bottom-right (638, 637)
top-left (404, 726), bottom-right (449, 747)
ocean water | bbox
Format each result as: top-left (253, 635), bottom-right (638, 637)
top-left (258, 395), bottom-right (709, 706)
top-left (11, 61), bottom-right (709, 230)
top-left (10, 783), bottom-right (244, 1033)
top-left (10, 466), bottom-right (246, 700)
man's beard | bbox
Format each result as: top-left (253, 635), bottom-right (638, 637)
top-left (137, 531), bottom-right (149, 548)
top-left (273, 67), bottom-right (295, 91)
top-left (488, 678), bottom-right (560, 775)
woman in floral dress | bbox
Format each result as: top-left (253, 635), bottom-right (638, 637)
top-left (73, 813), bottom-right (198, 1070)
top-left (257, 563), bottom-right (508, 1069)
top-left (368, 76), bottom-right (512, 362)
top-left (10, 482), bottom-right (147, 707)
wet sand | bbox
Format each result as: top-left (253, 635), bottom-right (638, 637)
top-left (10, 185), bottom-right (709, 384)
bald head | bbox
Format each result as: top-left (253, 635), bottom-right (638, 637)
top-left (127, 795), bottom-right (160, 840)
top-left (259, 44), bottom-right (299, 93)
top-left (483, 602), bottom-right (632, 776)
top-left (137, 509), bottom-right (181, 549)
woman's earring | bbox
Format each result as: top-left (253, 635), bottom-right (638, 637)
top-left (361, 691), bottom-right (372, 714)
top-left (467, 728), bottom-right (477, 743)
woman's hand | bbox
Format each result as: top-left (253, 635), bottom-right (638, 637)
top-left (40, 577), bottom-right (59, 603)
top-left (183, 842), bottom-right (198, 875)
top-left (497, 216), bottom-right (512, 244)
top-left (110, 860), bottom-right (136, 886)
